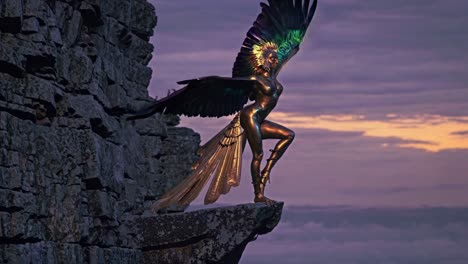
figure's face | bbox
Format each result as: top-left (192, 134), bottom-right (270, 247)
top-left (266, 52), bottom-right (279, 69)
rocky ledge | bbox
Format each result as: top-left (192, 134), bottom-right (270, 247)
top-left (139, 202), bottom-right (284, 264)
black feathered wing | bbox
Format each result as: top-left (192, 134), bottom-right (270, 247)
top-left (128, 76), bottom-right (258, 120)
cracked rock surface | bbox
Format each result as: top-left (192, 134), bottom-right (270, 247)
top-left (139, 203), bottom-right (284, 264)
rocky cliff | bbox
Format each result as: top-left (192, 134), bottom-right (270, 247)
top-left (0, 0), bottom-right (282, 263)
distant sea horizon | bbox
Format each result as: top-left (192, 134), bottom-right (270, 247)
top-left (189, 203), bottom-right (468, 264)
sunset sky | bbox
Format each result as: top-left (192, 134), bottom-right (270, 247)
top-left (146, 0), bottom-right (468, 207)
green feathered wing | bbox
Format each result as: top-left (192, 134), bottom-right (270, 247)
top-left (232, 0), bottom-right (318, 77)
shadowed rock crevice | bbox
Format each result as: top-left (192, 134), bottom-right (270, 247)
top-left (0, 102), bottom-right (37, 123)
top-left (0, 60), bottom-right (25, 78)
top-left (141, 233), bottom-right (211, 252)
top-left (25, 54), bottom-right (57, 80)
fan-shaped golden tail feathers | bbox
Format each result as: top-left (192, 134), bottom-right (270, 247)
top-left (152, 114), bottom-right (245, 211)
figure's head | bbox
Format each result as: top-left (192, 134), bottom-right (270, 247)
top-left (264, 50), bottom-right (279, 70)
top-left (252, 42), bottom-right (279, 74)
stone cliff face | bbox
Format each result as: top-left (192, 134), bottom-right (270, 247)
top-left (0, 1), bottom-right (282, 263)
top-left (0, 0), bottom-right (200, 262)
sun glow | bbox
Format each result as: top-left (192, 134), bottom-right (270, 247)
top-left (269, 112), bottom-right (468, 152)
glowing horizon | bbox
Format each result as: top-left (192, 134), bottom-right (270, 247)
top-left (269, 112), bottom-right (468, 152)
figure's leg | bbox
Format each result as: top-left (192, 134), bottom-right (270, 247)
top-left (260, 120), bottom-right (295, 183)
top-left (240, 111), bottom-right (275, 205)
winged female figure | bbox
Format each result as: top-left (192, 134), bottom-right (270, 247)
top-left (129, 0), bottom-right (318, 210)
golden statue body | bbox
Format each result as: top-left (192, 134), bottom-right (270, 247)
top-left (129, 0), bottom-right (318, 210)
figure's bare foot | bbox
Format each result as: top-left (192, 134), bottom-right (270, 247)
top-left (254, 195), bottom-right (276, 205)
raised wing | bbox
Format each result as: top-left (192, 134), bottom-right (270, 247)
top-left (127, 76), bottom-right (257, 119)
top-left (232, 0), bottom-right (318, 77)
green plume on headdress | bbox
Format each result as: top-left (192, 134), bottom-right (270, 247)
top-left (276, 30), bottom-right (305, 63)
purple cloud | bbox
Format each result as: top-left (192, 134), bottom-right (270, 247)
top-left (242, 206), bottom-right (468, 264)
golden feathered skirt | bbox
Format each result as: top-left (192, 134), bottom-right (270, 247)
top-left (152, 114), bottom-right (245, 211)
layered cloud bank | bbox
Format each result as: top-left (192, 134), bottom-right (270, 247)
top-left (243, 206), bottom-right (468, 264)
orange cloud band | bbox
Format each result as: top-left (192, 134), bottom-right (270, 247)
top-left (269, 112), bottom-right (468, 152)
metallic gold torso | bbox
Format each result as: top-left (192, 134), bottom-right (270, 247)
top-left (242, 75), bottom-right (283, 121)
top-left (240, 74), bottom-right (294, 204)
